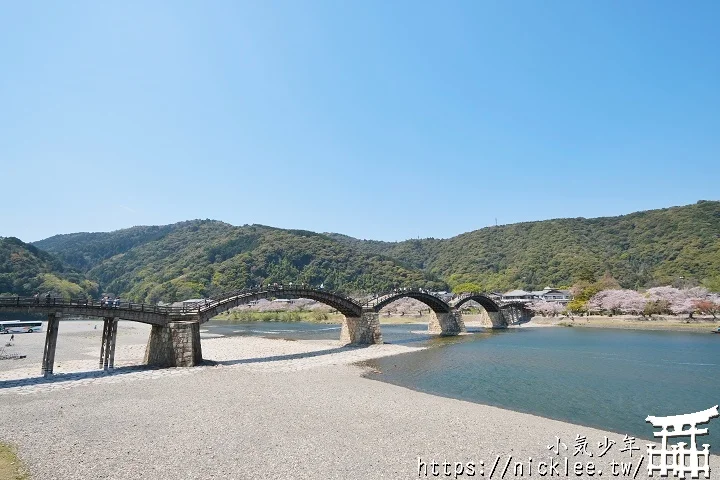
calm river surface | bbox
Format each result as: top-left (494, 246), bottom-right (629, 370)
top-left (205, 320), bottom-right (720, 445)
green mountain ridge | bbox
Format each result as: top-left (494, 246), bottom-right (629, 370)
top-left (33, 222), bottom-right (190, 271)
top-left (0, 237), bottom-right (95, 298)
top-left (1, 201), bottom-right (718, 302)
top-left (32, 220), bottom-right (446, 302)
top-left (328, 200), bottom-right (720, 292)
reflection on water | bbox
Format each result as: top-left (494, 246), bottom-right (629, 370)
top-left (205, 319), bottom-right (720, 446)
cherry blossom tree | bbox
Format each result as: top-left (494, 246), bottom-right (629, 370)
top-left (646, 286), bottom-right (686, 308)
top-left (670, 298), bottom-right (698, 317)
top-left (619, 290), bottom-right (649, 314)
top-left (686, 286), bottom-right (710, 298)
top-left (588, 289), bottom-right (647, 315)
top-left (528, 300), bottom-right (565, 317)
top-left (586, 286), bottom-right (717, 318)
top-left (592, 290), bottom-right (623, 314)
top-left (586, 291), bottom-right (608, 313)
top-left (646, 286), bottom-right (710, 317)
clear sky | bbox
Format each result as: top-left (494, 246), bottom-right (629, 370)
top-left (1, 1), bottom-right (718, 243)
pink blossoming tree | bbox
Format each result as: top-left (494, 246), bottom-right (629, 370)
top-left (528, 300), bottom-right (566, 317)
top-left (588, 289), bottom-right (647, 315)
top-left (646, 286), bottom-right (710, 318)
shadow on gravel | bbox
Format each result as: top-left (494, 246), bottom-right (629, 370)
top-left (0, 345), bottom-right (380, 389)
top-left (212, 345), bottom-right (369, 366)
top-left (0, 365), bottom-right (155, 390)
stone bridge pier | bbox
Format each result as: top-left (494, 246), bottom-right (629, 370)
top-left (428, 309), bottom-right (466, 335)
top-left (144, 321), bottom-right (203, 367)
top-left (500, 305), bottom-right (531, 325)
top-left (487, 311), bottom-right (507, 328)
top-left (340, 310), bottom-right (382, 345)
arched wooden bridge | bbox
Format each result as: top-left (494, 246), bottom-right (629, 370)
top-left (0, 286), bottom-right (530, 377)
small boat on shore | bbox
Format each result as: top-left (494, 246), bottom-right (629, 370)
top-left (711, 328), bottom-right (720, 334)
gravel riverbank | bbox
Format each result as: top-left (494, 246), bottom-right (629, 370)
top-left (1, 321), bottom-right (717, 479)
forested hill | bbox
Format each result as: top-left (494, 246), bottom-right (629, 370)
top-left (32, 221), bottom-right (446, 303)
top-left (2, 200), bottom-right (717, 302)
top-left (34, 223), bottom-right (187, 271)
top-left (0, 237), bottom-right (94, 297)
top-left (328, 200), bottom-right (720, 292)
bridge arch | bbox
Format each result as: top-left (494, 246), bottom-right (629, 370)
top-left (451, 293), bottom-right (501, 313)
top-left (365, 290), bottom-right (451, 314)
top-left (363, 290), bottom-right (467, 336)
top-left (198, 286), bottom-right (363, 321)
top-left (450, 293), bottom-right (507, 328)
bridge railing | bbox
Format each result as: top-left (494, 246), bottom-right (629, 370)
top-left (195, 284), bottom-right (361, 311)
top-left (454, 292), bottom-right (498, 302)
top-left (0, 285), bottom-right (367, 318)
top-left (361, 287), bottom-right (442, 308)
top-left (0, 291), bottom-right (519, 317)
top-left (361, 290), bottom-right (510, 309)
top-left (0, 296), bottom-right (201, 316)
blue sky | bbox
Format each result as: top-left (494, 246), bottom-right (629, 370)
top-left (1, 1), bottom-right (718, 242)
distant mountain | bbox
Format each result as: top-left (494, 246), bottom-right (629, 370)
top-left (328, 200), bottom-right (720, 292)
top-left (0, 237), bottom-right (94, 297)
top-left (10, 200), bottom-right (719, 303)
top-left (34, 221), bottom-right (446, 303)
top-left (34, 223), bottom-right (184, 271)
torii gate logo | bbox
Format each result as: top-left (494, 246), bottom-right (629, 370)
top-left (646, 405), bottom-right (719, 478)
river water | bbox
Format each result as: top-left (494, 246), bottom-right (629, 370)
top-left (204, 320), bottom-right (720, 445)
